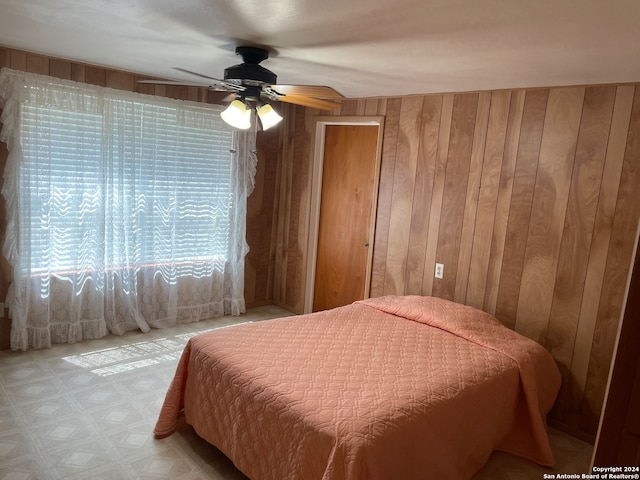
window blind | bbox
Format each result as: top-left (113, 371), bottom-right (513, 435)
top-left (19, 98), bottom-right (233, 277)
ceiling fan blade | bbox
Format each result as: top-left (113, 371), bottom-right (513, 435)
top-left (172, 67), bottom-right (245, 91)
top-left (172, 67), bottom-right (225, 82)
top-left (221, 92), bottom-right (237, 102)
top-left (138, 79), bottom-right (214, 86)
top-left (277, 95), bottom-right (341, 111)
top-left (207, 91), bottom-right (239, 105)
top-left (137, 78), bottom-right (233, 92)
top-left (269, 85), bottom-right (344, 100)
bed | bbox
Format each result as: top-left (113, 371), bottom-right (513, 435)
top-left (154, 295), bottom-right (561, 480)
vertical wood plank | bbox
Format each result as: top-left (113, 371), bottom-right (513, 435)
top-left (383, 95), bottom-right (424, 295)
top-left (187, 86), bottom-right (199, 102)
top-left (270, 104), bottom-right (287, 305)
top-left (495, 89), bottom-right (548, 328)
top-left (454, 92), bottom-right (491, 304)
top-left (106, 71), bottom-right (135, 91)
top-left (265, 127), bottom-right (281, 305)
top-left (85, 66), bottom-right (106, 86)
top-left (273, 104), bottom-right (294, 306)
top-left (284, 107), bottom-right (303, 309)
top-left (376, 98), bottom-right (388, 117)
top-left (25, 53), bottom-right (49, 74)
top-left (370, 98), bottom-right (401, 297)
top-left (196, 87), bottom-right (208, 103)
top-left (339, 100), bottom-right (359, 116)
top-left (421, 94), bottom-right (454, 295)
top-left (547, 87), bottom-right (616, 422)
top-left (581, 87), bottom-right (640, 433)
top-left (245, 122), bottom-right (261, 304)
top-left (293, 106), bottom-right (315, 311)
top-left (166, 85), bottom-right (189, 100)
top-left (364, 98), bottom-right (379, 116)
top-left (0, 47), bottom-right (9, 314)
top-left (432, 93), bottom-right (479, 301)
top-left (356, 99), bottom-right (367, 115)
top-left (71, 63), bottom-right (86, 83)
top-left (483, 90), bottom-right (526, 314)
top-left (267, 127), bottom-right (281, 306)
top-left (134, 75), bottom-right (156, 96)
top-left (49, 59), bottom-right (72, 80)
top-left (0, 47), bottom-right (9, 68)
top-left (515, 87), bottom-right (585, 343)
top-left (10, 50), bottom-right (26, 70)
top-left (153, 85), bottom-right (167, 97)
top-left (168, 86), bottom-right (189, 101)
top-left (283, 104), bottom-right (297, 306)
top-left (465, 90), bottom-right (511, 309)
top-left (362, 99), bottom-right (387, 296)
top-left (247, 129), bottom-right (280, 306)
top-left (405, 95), bottom-right (442, 295)
top-left (283, 105), bottom-right (312, 311)
top-left (568, 86), bottom-right (635, 428)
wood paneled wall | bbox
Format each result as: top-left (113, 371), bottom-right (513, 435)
top-left (272, 85), bottom-right (640, 440)
top-left (0, 46), bottom-right (279, 343)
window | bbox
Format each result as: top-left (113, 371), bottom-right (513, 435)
top-left (0, 68), bottom-right (257, 350)
top-left (21, 102), bottom-right (233, 277)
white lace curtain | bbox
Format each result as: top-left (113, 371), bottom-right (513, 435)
top-left (0, 68), bottom-right (257, 351)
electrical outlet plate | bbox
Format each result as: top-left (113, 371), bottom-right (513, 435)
top-left (435, 263), bottom-right (444, 279)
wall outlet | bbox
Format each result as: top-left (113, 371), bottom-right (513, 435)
top-left (435, 263), bottom-right (444, 279)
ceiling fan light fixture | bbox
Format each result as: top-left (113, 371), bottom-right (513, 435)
top-left (256, 103), bottom-right (283, 130)
top-left (221, 99), bottom-right (251, 130)
top-left (138, 46), bottom-right (345, 121)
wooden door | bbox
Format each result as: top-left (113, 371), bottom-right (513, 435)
top-left (313, 125), bottom-right (379, 312)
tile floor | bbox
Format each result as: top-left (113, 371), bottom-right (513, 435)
top-left (0, 305), bottom-right (593, 479)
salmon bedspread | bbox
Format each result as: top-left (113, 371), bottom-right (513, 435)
top-left (154, 295), bottom-right (561, 479)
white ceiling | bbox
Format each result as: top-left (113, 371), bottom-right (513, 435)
top-left (0, 0), bottom-right (638, 99)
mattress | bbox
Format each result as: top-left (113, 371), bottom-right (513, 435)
top-left (155, 295), bottom-right (561, 479)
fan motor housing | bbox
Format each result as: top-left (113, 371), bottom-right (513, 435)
top-left (224, 63), bottom-right (277, 85)
top-left (224, 46), bottom-right (277, 86)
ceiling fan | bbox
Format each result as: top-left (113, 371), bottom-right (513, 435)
top-left (139, 46), bottom-right (345, 130)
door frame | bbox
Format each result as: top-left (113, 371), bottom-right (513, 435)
top-left (303, 116), bottom-right (385, 313)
